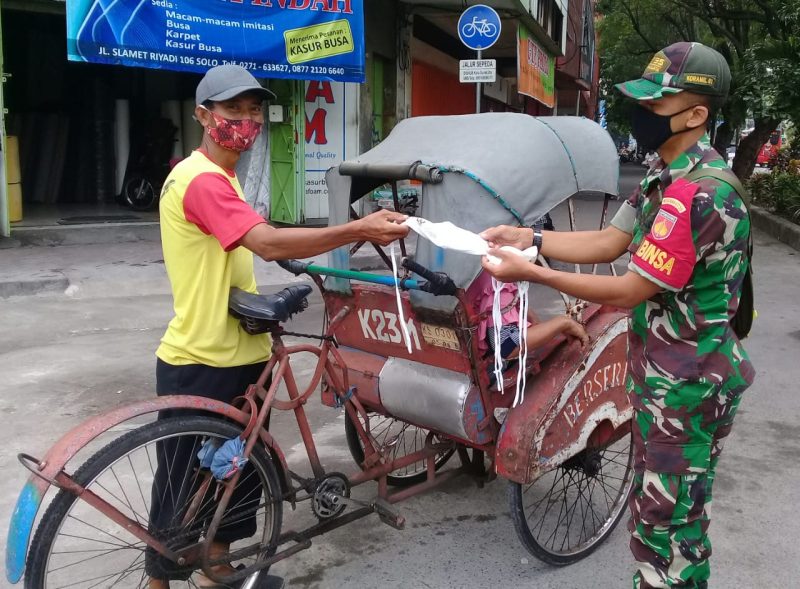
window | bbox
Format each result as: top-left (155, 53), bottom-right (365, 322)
top-left (580, 0), bottom-right (595, 83)
top-left (537, 0), bottom-right (565, 47)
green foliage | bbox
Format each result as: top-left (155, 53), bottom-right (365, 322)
top-left (768, 144), bottom-right (800, 172)
top-left (598, 0), bottom-right (800, 144)
top-left (596, 0), bottom-right (677, 133)
top-left (747, 167), bottom-right (800, 222)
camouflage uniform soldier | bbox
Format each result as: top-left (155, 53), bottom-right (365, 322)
top-left (480, 42), bottom-right (755, 588)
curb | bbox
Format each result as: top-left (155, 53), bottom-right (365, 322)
top-left (751, 206), bottom-right (800, 251)
top-left (12, 222), bottom-right (160, 247)
top-left (0, 237), bottom-right (21, 249)
top-left (0, 273), bottom-right (70, 299)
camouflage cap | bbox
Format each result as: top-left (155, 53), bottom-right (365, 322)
top-left (615, 42), bottom-right (731, 101)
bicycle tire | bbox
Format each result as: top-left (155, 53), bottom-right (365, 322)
top-left (344, 410), bottom-right (454, 487)
top-left (25, 416), bottom-right (283, 589)
top-left (507, 430), bottom-right (633, 566)
top-left (123, 176), bottom-right (158, 211)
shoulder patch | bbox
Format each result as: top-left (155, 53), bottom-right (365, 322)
top-left (651, 209), bottom-right (677, 240)
top-left (661, 197), bottom-right (686, 213)
top-left (663, 177), bottom-right (700, 208)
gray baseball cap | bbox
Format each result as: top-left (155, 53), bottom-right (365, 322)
top-left (195, 65), bottom-right (276, 105)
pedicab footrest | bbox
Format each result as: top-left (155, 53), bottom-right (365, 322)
top-left (229, 285), bottom-right (312, 334)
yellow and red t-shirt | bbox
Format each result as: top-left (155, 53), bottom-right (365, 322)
top-left (156, 150), bottom-right (270, 367)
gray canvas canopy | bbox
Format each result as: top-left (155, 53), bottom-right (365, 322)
top-left (324, 113), bottom-right (619, 311)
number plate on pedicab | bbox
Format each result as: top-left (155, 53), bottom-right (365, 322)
top-left (421, 323), bottom-right (461, 351)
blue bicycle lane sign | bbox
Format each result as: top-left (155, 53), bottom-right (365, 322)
top-left (457, 4), bottom-right (502, 51)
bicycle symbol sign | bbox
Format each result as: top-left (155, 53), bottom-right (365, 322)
top-left (457, 4), bottom-right (502, 51)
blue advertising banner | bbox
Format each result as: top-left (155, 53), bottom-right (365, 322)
top-left (66, 0), bottom-right (365, 83)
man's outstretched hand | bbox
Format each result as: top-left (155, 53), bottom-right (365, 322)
top-left (480, 225), bottom-right (532, 250)
top-left (357, 210), bottom-right (410, 246)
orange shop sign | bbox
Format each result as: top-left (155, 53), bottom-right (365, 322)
top-left (517, 25), bottom-right (555, 108)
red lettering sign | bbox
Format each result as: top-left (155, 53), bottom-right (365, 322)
top-left (306, 81), bottom-right (335, 103)
top-left (305, 108), bottom-right (328, 145)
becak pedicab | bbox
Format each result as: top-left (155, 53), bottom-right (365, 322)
top-left (7, 113), bottom-right (633, 589)
top-left (310, 112), bottom-right (634, 564)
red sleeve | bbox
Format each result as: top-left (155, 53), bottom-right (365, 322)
top-left (182, 172), bottom-right (266, 251)
top-left (630, 178), bottom-right (698, 291)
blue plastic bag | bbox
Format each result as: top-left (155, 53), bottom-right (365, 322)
top-left (196, 437), bottom-right (248, 480)
top-left (210, 437), bottom-right (249, 481)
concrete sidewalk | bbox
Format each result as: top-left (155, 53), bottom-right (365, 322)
top-left (0, 234), bottom-right (412, 299)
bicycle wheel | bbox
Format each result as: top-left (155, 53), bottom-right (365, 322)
top-left (507, 429), bottom-right (634, 565)
top-left (26, 416), bottom-right (283, 589)
top-left (461, 23), bottom-right (476, 38)
top-left (123, 176), bottom-right (157, 211)
top-left (344, 410), bottom-right (455, 487)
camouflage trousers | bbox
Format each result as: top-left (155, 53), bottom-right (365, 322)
top-left (628, 380), bottom-right (745, 588)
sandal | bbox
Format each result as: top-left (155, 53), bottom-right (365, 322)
top-left (195, 564), bottom-right (246, 589)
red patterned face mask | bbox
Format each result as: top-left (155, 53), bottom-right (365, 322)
top-left (202, 107), bottom-right (262, 152)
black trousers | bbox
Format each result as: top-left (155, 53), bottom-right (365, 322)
top-left (146, 358), bottom-right (268, 579)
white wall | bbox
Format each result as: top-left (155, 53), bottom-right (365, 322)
top-left (304, 81), bottom-right (359, 220)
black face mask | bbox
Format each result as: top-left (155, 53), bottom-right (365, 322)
top-left (631, 104), bottom-right (699, 152)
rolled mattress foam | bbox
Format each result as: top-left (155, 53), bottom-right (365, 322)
top-left (114, 100), bottom-right (130, 195)
top-left (5, 135), bottom-right (21, 185)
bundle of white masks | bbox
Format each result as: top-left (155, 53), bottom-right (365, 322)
top-left (396, 218), bottom-right (538, 407)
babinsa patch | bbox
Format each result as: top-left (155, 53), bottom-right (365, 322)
top-left (651, 209), bottom-right (677, 240)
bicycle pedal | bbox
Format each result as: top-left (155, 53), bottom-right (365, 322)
top-left (373, 498), bottom-right (405, 530)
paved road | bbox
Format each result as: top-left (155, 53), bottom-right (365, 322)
top-left (2, 164), bottom-right (799, 588)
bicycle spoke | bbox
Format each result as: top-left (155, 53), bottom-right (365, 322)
top-left (110, 464), bottom-right (145, 526)
top-left (63, 516), bottom-right (143, 550)
top-left (94, 478), bottom-right (147, 527)
top-left (172, 437), bottom-right (203, 524)
top-left (92, 551), bottom-right (145, 589)
top-left (128, 453), bottom-right (151, 521)
top-left (48, 546), bottom-right (139, 574)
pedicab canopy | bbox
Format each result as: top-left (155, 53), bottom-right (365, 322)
top-left (325, 113), bottom-right (619, 312)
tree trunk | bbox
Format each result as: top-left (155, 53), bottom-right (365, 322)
top-left (732, 117), bottom-right (780, 180)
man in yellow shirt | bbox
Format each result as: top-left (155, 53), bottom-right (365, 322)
top-left (149, 65), bottom-right (408, 588)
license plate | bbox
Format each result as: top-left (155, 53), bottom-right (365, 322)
top-left (421, 323), bottom-right (461, 351)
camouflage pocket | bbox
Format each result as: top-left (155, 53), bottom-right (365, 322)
top-left (638, 439), bottom-right (711, 526)
top-left (645, 439), bottom-right (711, 475)
top-left (638, 469), bottom-right (709, 526)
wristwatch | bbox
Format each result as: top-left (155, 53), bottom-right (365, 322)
top-left (531, 228), bottom-right (543, 251)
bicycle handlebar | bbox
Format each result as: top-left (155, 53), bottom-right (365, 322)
top-left (277, 259), bottom-right (310, 276)
top-left (276, 258), bottom-right (457, 297)
top-left (401, 259), bottom-right (457, 296)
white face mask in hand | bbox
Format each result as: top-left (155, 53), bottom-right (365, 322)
top-left (403, 217), bottom-right (490, 256)
top-left (401, 217), bottom-right (538, 407)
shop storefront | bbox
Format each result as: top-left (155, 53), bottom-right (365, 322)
top-left (404, 3), bottom-right (562, 118)
top-left (0, 0), bottom-right (370, 234)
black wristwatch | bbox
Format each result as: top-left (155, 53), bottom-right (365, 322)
top-left (531, 228), bottom-right (543, 250)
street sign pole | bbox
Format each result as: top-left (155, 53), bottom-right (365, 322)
top-left (457, 4), bottom-right (501, 116)
top-left (476, 49), bottom-right (482, 114)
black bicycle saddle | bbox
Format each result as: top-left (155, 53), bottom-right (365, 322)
top-left (228, 285), bottom-right (313, 323)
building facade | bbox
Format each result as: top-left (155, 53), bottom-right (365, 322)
top-left (0, 0), bottom-right (600, 236)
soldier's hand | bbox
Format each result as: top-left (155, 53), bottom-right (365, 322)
top-left (481, 248), bottom-right (539, 283)
top-left (480, 225), bottom-right (532, 250)
top-left (357, 210), bottom-right (410, 246)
